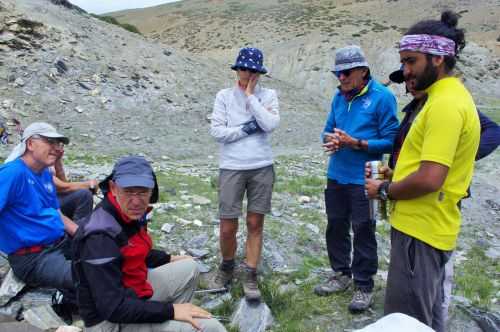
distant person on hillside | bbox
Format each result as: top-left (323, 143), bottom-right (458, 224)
top-left (383, 64), bottom-right (500, 331)
top-left (72, 156), bottom-right (227, 332)
top-left (208, 47), bottom-right (280, 301)
top-left (365, 11), bottom-right (480, 331)
top-left (315, 45), bottom-right (399, 313)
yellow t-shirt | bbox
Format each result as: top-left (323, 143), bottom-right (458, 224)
top-left (390, 77), bottom-right (480, 250)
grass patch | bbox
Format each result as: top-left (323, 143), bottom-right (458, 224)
top-left (91, 14), bottom-right (142, 34)
top-left (454, 245), bottom-right (499, 308)
top-left (155, 170), bottom-right (217, 203)
top-left (275, 175), bottom-right (325, 196)
top-left (64, 152), bottom-right (113, 165)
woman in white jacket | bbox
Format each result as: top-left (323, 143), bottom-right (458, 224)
top-left (208, 47), bottom-right (279, 302)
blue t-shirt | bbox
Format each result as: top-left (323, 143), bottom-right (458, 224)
top-left (0, 158), bottom-right (64, 254)
top-left (322, 79), bottom-right (399, 185)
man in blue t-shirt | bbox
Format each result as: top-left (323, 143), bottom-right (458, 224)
top-left (314, 45), bottom-right (399, 313)
top-left (1, 122), bottom-right (79, 321)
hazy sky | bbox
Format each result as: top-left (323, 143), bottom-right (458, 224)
top-left (70, 0), bottom-right (180, 14)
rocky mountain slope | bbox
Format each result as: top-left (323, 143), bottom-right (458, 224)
top-left (112, 0), bottom-right (500, 103)
top-left (0, 1), bottom-right (498, 332)
top-left (0, 0), bottom-right (326, 160)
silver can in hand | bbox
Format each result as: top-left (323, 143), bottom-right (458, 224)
top-left (368, 160), bottom-right (383, 220)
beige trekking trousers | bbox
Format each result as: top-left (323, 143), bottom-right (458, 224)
top-left (85, 259), bottom-right (227, 332)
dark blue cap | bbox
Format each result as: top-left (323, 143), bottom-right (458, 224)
top-left (112, 156), bottom-right (154, 189)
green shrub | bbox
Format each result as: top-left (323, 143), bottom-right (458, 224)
top-left (91, 14), bottom-right (142, 35)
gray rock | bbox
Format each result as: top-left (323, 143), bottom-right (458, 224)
top-left (55, 326), bottom-right (82, 332)
top-left (54, 60), bottom-right (67, 74)
top-left (0, 301), bottom-right (22, 322)
top-left (195, 260), bottom-right (211, 273)
top-left (184, 234), bottom-right (209, 249)
top-left (452, 295), bottom-right (471, 306)
top-left (14, 78), bottom-right (25, 87)
top-left (277, 283), bottom-right (298, 295)
top-left (0, 322), bottom-right (43, 332)
top-left (201, 292), bottom-right (232, 311)
top-left (77, 81), bottom-right (91, 90)
top-left (23, 305), bottom-right (65, 331)
top-left (19, 289), bottom-right (53, 310)
top-left (161, 223), bottom-right (175, 233)
top-left (459, 305), bottom-right (500, 332)
top-left (305, 223), bottom-right (319, 234)
top-left (485, 247), bottom-right (500, 260)
top-left (230, 299), bottom-right (274, 332)
top-left (192, 195), bottom-right (211, 205)
top-left (0, 269), bottom-right (26, 306)
top-left (0, 254), bottom-right (10, 280)
top-left (186, 248), bottom-right (209, 259)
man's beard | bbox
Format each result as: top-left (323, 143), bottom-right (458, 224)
top-left (413, 59), bottom-right (439, 90)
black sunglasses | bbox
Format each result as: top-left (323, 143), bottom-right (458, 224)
top-left (333, 68), bottom-right (354, 78)
top-left (238, 68), bottom-right (259, 74)
top-left (31, 135), bottom-right (65, 148)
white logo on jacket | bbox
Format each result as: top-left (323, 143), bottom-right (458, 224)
top-left (362, 98), bottom-right (372, 109)
top-left (44, 182), bottom-right (54, 193)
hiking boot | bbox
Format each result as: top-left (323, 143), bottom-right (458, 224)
top-left (348, 288), bottom-right (373, 313)
top-left (241, 268), bottom-right (261, 302)
top-left (51, 290), bottom-right (74, 325)
top-left (314, 273), bottom-right (352, 296)
top-left (205, 267), bottom-right (234, 290)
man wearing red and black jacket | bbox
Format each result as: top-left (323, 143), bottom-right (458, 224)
top-left (72, 156), bottom-right (226, 332)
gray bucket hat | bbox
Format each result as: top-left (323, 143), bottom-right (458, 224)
top-left (333, 45), bottom-right (369, 72)
top-left (5, 122), bottom-right (69, 163)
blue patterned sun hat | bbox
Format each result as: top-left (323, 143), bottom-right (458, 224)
top-left (231, 47), bottom-right (267, 74)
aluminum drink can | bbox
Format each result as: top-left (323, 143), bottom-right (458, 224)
top-left (368, 160), bottom-right (383, 220)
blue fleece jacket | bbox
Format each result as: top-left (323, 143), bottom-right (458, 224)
top-left (322, 79), bottom-right (399, 185)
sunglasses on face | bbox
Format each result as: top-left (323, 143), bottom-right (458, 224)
top-left (333, 68), bottom-right (354, 78)
top-left (32, 135), bottom-right (65, 148)
top-left (238, 68), bottom-right (259, 74)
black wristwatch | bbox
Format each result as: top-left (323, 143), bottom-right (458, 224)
top-left (378, 181), bottom-right (391, 200)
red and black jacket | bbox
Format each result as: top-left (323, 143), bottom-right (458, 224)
top-left (72, 193), bottom-right (172, 327)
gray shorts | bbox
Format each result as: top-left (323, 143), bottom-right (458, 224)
top-left (218, 165), bottom-right (275, 219)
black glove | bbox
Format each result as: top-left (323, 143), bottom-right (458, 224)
top-left (241, 120), bottom-right (263, 135)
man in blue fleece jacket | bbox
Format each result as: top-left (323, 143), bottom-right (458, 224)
top-left (315, 45), bottom-right (399, 313)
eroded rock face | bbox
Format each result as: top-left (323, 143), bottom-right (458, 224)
top-left (0, 16), bottom-right (46, 50)
top-left (0, 0), bottom-right (327, 161)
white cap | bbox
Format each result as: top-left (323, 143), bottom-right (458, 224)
top-left (4, 122), bottom-right (69, 163)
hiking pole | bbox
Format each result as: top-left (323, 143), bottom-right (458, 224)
top-left (194, 288), bottom-right (227, 295)
top-left (211, 315), bottom-right (230, 322)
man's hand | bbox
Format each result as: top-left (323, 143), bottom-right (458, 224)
top-left (322, 133), bottom-right (340, 153)
top-left (365, 178), bottom-right (383, 199)
top-left (170, 255), bottom-right (194, 262)
top-left (245, 73), bottom-right (259, 96)
top-left (173, 303), bottom-right (212, 331)
top-left (333, 128), bottom-right (358, 148)
top-left (364, 162), bottom-right (393, 180)
top-left (59, 211), bottom-right (78, 237)
top-left (88, 179), bottom-right (98, 194)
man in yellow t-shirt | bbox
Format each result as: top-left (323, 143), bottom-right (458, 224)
top-left (365, 11), bottom-right (480, 332)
